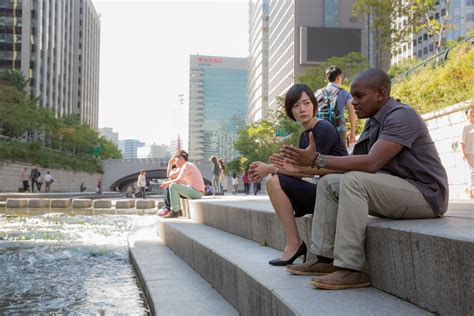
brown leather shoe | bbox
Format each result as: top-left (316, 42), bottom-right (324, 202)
top-left (310, 269), bottom-right (371, 290)
top-left (286, 258), bottom-right (339, 276)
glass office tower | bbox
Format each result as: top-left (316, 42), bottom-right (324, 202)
top-left (188, 55), bottom-right (248, 162)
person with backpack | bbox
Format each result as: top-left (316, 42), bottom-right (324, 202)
top-left (315, 66), bottom-right (357, 146)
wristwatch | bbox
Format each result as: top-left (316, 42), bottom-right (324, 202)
top-left (316, 154), bottom-right (326, 169)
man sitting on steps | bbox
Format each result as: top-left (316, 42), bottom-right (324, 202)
top-left (159, 150), bottom-right (205, 218)
top-left (279, 68), bottom-right (449, 290)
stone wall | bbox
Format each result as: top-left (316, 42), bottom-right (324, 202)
top-left (0, 161), bottom-right (102, 193)
top-left (423, 100), bottom-right (472, 198)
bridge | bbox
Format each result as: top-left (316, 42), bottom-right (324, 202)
top-left (102, 158), bottom-right (213, 191)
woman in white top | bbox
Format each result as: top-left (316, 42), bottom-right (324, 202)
top-left (231, 173), bottom-right (239, 195)
top-left (137, 170), bottom-right (147, 199)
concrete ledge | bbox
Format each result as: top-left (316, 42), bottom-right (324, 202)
top-left (115, 200), bottom-right (135, 209)
top-left (71, 199), bottom-right (92, 209)
top-left (128, 217), bottom-right (237, 315)
top-left (157, 217), bottom-right (428, 315)
top-left (93, 199), bottom-right (112, 209)
top-left (135, 200), bottom-right (156, 209)
top-left (6, 198), bottom-right (28, 208)
top-left (185, 197), bottom-right (474, 315)
top-left (50, 199), bottom-right (72, 208)
top-left (27, 199), bottom-right (51, 208)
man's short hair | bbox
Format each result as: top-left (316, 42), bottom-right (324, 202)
top-left (326, 66), bottom-right (342, 82)
top-left (352, 68), bottom-right (392, 95)
top-left (175, 149), bottom-right (189, 161)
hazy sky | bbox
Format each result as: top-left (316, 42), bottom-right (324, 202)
top-left (92, 0), bottom-right (249, 155)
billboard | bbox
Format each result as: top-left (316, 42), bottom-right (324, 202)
top-left (300, 27), bottom-right (362, 64)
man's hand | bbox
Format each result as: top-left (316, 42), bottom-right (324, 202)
top-left (249, 161), bottom-right (273, 182)
top-left (280, 132), bottom-right (316, 167)
top-left (270, 154), bottom-right (301, 174)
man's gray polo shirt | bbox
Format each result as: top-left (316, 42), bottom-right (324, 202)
top-left (353, 97), bottom-right (449, 215)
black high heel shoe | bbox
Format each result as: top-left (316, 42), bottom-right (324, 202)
top-left (269, 241), bottom-right (307, 266)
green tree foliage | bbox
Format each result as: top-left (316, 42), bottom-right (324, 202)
top-left (387, 57), bottom-right (420, 78)
top-left (409, 0), bottom-right (454, 56)
top-left (0, 71), bottom-right (122, 172)
top-left (227, 106), bottom-right (302, 174)
top-left (0, 69), bottom-right (29, 94)
top-left (297, 52), bottom-right (369, 91)
top-left (392, 44), bottom-right (474, 114)
top-left (353, 0), bottom-right (411, 69)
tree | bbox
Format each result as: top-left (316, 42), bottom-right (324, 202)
top-left (297, 52), bottom-right (369, 91)
top-left (387, 57), bottom-right (420, 78)
top-left (0, 69), bottom-right (29, 94)
top-left (409, 0), bottom-right (454, 56)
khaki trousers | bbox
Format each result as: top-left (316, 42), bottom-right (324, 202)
top-left (310, 172), bottom-right (439, 271)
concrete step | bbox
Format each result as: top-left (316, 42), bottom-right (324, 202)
top-left (184, 196), bottom-right (474, 315)
top-left (128, 216), bottom-right (237, 316)
top-left (157, 216), bottom-right (429, 316)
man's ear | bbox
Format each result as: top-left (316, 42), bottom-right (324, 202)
top-left (377, 86), bottom-right (388, 102)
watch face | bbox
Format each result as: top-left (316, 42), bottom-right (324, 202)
top-left (318, 156), bottom-right (326, 168)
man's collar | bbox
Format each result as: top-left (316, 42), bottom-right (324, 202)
top-left (372, 97), bottom-right (397, 122)
top-left (326, 82), bottom-right (339, 88)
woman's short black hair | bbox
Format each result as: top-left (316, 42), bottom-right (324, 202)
top-left (284, 84), bottom-right (318, 121)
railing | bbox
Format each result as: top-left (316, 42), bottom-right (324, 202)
top-left (392, 34), bottom-right (474, 83)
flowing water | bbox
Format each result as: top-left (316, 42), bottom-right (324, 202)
top-left (0, 213), bottom-right (150, 314)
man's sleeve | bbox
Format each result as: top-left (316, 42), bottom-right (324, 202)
top-left (314, 123), bottom-right (339, 155)
top-left (379, 108), bottom-right (422, 148)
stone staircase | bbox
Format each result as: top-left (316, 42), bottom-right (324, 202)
top-left (152, 196), bottom-right (474, 315)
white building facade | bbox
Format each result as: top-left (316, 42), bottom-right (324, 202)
top-left (0, 0), bottom-right (100, 129)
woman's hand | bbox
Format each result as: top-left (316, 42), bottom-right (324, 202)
top-left (249, 161), bottom-right (273, 182)
top-left (160, 181), bottom-right (171, 189)
top-left (280, 132), bottom-right (316, 167)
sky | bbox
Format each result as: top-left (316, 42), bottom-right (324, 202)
top-left (92, 0), bottom-right (249, 155)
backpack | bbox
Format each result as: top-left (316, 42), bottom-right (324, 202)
top-left (315, 87), bottom-right (342, 131)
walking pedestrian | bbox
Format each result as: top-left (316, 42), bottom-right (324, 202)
top-left (243, 170), bottom-right (250, 195)
top-left (231, 173), bottom-right (239, 195)
top-left (137, 170), bottom-right (147, 199)
top-left (30, 164), bottom-right (40, 192)
top-left (461, 106), bottom-right (474, 198)
top-left (20, 167), bottom-right (30, 192)
top-left (43, 171), bottom-right (54, 192)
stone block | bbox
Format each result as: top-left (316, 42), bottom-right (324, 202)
top-left (6, 198), bottom-right (28, 208)
top-left (93, 199), bottom-right (112, 209)
top-left (27, 199), bottom-right (51, 208)
top-left (71, 199), bottom-right (92, 208)
top-left (135, 200), bottom-right (156, 209)
top-left (115, 199), bottom-right (135, 209)
top-left (50, 199), bottom-right (72, 208)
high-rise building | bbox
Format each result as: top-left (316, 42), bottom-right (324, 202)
top-left (187, 55), bottom-right (248, 161)
top-left (170, 93), bottom-right (189, 154)
top-left (147, 143), bottom-right (171, 159)
top-left (267, 0), bottom-right (369, 112)
top-left (391, 1), bottom-right (474, 65)
top-left (0, 0), bottom-right (100, 129)
top-left (99, 127), bottom-right (119, 145)
top-left (247, 0), bottom-right (269, 124)
top-left (118, 139), bottom-right (145, 159)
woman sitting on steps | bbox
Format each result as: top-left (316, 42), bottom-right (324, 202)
top-left (249, 84), bottom-right (348, 266)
